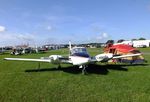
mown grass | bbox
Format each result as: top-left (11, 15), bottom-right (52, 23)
top-left (0, 48), bottom-right (150, 102)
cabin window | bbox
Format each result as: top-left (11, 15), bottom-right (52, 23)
top-left (71, 48), bottom-right (88, 55)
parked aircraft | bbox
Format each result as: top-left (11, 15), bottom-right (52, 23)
top-left (4, 42), bottom-right (142, 74)
top-left (104, 43), bottom-right (145, 64)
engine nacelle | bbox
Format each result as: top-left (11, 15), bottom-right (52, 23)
top-left (49, 55), bottom-right (62, 64)
top-left (95, 53), bottom-right (113, 62)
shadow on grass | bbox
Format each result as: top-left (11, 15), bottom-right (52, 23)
top-left (24, 63), bottom-right (146, 75)
top-left (107, 63), bottom-right (149, 67)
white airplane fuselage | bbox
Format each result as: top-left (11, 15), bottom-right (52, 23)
top-left (69, 47), bottom-right (92, 66)
top-left (69, 56), bottom-right (90, 65)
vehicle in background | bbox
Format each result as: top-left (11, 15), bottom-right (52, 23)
top-left (0, 47), bottom-right (6, 54)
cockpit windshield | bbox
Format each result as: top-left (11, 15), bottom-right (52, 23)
top-left (71, 48), bottom-right (87, 54)
top-left (70, 47), bottom-right (90, 58)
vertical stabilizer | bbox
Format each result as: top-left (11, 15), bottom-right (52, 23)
top-left (69, 41), bottom-right (72, 51)
top-left (69, 41), bottom-right (72, 55)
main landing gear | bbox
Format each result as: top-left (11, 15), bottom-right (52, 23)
top-left (37, 62), bottom-right (41, 70)
top-left (79, 65), bottom-right (88, 75)
top-left (57, 64), bottom-right (61, 69)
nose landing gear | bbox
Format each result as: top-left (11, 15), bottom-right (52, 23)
top-left (79, 65), bottom-right (88, 75)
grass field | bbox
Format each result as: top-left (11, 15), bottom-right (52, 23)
top-left (0, 48), bottom-right (150, 102)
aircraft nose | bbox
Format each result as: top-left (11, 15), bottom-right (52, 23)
top-left (87, 58), bottom-right (91, 63)
top-left (81, 58), bottom-right (91, 65)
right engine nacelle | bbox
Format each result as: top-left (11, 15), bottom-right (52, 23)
top-left (95, 53), bottom-right (113, 62)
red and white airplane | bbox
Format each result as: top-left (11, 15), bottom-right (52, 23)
top-left (4, 42), bottom-right (142, 74)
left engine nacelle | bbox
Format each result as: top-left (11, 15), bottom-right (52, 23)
top-left (49, 55), bottom-right (62, 64)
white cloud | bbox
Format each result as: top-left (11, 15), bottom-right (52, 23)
top-left (0, 25), bottom-right (6, 32)
top-left (96, 33), bottom-right (109, 40)
top-left (46, 15), bottom-right (82, 24)
top-left (102, 33), bottom-right (108, 38)
top-left (0, 32), bottom-right (37, 46)
top-left (47, 26), bottom-right (52, 31)
top-left (14, 34), bottom-right (35, 41)
top-left (0, 33), bottom-right (35, 44)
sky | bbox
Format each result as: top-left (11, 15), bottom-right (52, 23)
top-left (0, 0), bottom-right (150, 46)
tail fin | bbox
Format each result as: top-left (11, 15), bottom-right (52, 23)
top-left (69, 41), bottom-right (72, 55)
top-left (69, 41), bottom-right (72, 51)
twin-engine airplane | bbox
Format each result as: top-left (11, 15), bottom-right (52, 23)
top-left (4, 42), bottom-right (142, 74)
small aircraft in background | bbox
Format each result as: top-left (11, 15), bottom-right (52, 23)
top-left (104, 43), bottom-right (145, 64)
top-left (4, 42), bottom-right (142, 74)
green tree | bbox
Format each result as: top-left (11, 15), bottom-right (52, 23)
top-left (106, 40), bottom-right (114, 44)
top-left (139, 37), bottom-right (146, 40)
top-left (117, 39), bottom-right (125, 43)
top-left (131, 39), bottom-right (137, 41)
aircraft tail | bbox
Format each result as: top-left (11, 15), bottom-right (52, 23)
top-left (69, 41), bottom-right (72, 55)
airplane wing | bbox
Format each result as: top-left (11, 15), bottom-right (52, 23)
top-left (94, 53), bottom-right (142, 62)
top-left (112, 53), bottom-right (142, 59)
top-left (4, 58), bottom-right (51, 63)
top-left (4, 55), bottom-right (73, 64)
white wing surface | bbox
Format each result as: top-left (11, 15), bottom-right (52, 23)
top-left (4, 55), bottom-right (72, 64)
top-left (94, 53), bottom-right (142, 62)
top-left (112, 53), bottom-right (142, 59)
top-left (4, 58), bottom-right (51, 63)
